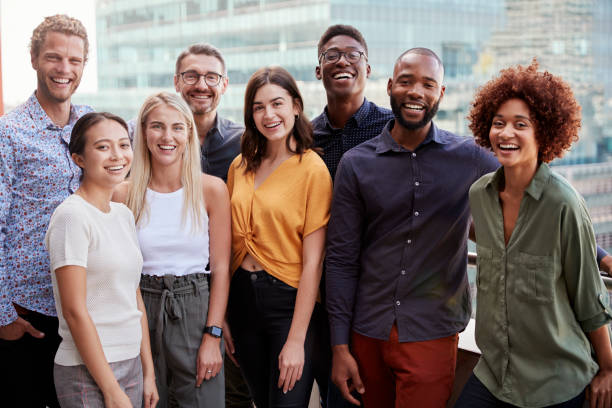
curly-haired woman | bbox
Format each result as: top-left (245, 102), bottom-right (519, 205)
top-left (455, 61), bottom-right (612, 408)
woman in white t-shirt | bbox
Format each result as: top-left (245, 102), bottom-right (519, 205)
top-left (112, 92), bottom-right (231, 408)
top-left (45, 112), bottom-right (158, 408)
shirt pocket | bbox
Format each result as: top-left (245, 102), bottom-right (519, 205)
top-left (476, 244), bottom-right (497, 293)
top-left (515, 252), bottom-right (555, 304)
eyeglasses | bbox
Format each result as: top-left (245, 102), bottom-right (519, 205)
top-left (319, 50), bottom-right (367, 64)
top-left (179, 70), bottom-right (224, 86)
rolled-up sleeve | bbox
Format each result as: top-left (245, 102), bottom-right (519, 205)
top-left (562, 197), bottom-right (612, 332)
top-left (326, 156), bottom-right (364, 346)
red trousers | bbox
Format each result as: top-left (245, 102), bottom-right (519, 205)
top-left (352, 325), bottom-right (458, 408)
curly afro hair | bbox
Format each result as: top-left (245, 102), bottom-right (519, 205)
top-left (468, 60), bottom-right (581, 163)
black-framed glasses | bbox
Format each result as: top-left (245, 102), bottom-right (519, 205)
top-left (179, 70), bottom-right (224, 86)
top-left (319, 50), bottom-right (367, 64)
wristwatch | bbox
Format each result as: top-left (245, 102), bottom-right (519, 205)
top-left (204, 325), bottom-right (223, 338)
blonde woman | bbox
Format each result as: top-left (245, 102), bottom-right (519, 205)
top-left (113, 92), bottom-right (231, 408)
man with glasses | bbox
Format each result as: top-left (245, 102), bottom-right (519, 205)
top-left (174, 43), bottom-right (252, 408)
top-left (174, 43), bottom-right (243, 182)
top-left (311, 25), bottom-right (393, 408)
top-left (0, 15), bottom-right (93, 407)
top-left (312, 24), bottom-right (393, 180)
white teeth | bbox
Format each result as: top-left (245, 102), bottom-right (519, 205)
top-left (333, 73), bottom-right (353, 79)
top-left (159, 145), bottom-right (176, 150)
top-left (403, 103), bottom-right (424, 110)
top-left (499, 144), bottom-right (519, 150)
top-left (264, 122), bottom-right (281, 128)
top-left (192, 95), bottom-right (211, 99)
top-left (107, 165), bottom-right (124, 171)
top-left (52, 78), bottom-right (70, 84)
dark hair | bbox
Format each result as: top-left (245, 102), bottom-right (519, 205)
top-left (396, 47), bottom-right (443, 70)
top-left (317, 24), bottom-right (368, 58)
top-left (468, 60), bottom-right (581, 163)
top-left (175, 43), bottom-right (226, 75)
top-left (240, 66), bottom-right (313, 172)
top-left (70, 112), bottom-right (129, 156)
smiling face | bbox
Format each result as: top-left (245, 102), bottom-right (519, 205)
top-left (388, 52), bottom-right (445, 131)
top-left (316, 35), bottom-right (370, 102)
top-left (252, 83), bottom-right (299, 144)
top-left (489, 98), bottom-right (539, 170)
top-left (31, 31), bottom-right (85, 106)
top-left (174, 53), bottom-right (227, 116)
top-left (72, 119), bottom-right (132, 188)
top-left (144, 104), bottom-right (190, 169)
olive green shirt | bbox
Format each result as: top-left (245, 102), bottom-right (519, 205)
top-left (469, 163), bottom-right (612, 407)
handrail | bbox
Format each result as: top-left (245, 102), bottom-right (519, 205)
top-left (467, 251), bottom-right (612, 289)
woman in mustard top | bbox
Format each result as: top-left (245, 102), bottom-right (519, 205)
top-left (226, 66), bottom-right (332, 408)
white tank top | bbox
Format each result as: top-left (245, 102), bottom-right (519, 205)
top-left (138, 188), bottom-right (210, 276)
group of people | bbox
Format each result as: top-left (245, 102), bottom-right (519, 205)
top-left (2, 13), bottom-right (612, 408)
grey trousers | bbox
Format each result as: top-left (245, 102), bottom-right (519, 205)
top-left (140, 273), bottom-right (224, 408)
top-left (54, 356), bottom-right (143, 408)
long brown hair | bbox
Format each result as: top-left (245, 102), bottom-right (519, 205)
top-left (240, 66), bottom-right (313, 172)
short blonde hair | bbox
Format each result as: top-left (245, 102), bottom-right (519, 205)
top-left (30, 14), bottom-right (89, 62)
top-left (127, 92), bottom-right (205, 232)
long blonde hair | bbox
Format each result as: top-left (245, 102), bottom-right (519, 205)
top-left (127, 92), bottom-right (205, 232)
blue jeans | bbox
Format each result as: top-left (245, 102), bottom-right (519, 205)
top-left (454, 373), bottom-right (585, 408)
top-left (228, 267), bottom-right (324, 408)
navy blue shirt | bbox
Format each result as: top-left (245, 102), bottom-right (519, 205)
top-left (312, 98), bottom-right (393, 180)
top-left (201, 115), bottom-right (243, 182)
top-left (326, 120), bottom-right (499, 345)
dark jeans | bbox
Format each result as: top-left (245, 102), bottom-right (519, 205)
top-left (227, 267), bottom-right (324, 408)
top-left (0, 310), bottom-right (61, 408)
top-left (454, 374), bottom-right (586, 408)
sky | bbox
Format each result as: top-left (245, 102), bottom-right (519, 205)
top-left (0, 0), bottom-right (97, 108)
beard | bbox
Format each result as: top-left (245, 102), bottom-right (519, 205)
top-left (390, 93), bottom-right (440, 131)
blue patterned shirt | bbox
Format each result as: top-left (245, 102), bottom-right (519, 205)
top-left (312, 98), bottom-right (394, 180)
top-left (0, 93), bottom-right (93, 325)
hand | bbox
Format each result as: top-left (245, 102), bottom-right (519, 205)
top-left (143, 374), bottom-right (159, 408)
top-left (600, 255), bottom-right (612, 275)
top-left (103, 387), bottom-right (133, 408)
top-left (223, 320), bottom-right (239, 367)
top-left (196, 334), bottom-right (223, 386)
top-left (0, 317), bottom-right (45, 341)
top-left (588, 369), bottom-right (612, 408)
top-left (277, 338), bottom-right (304, 394)
top-left (331, 345), bottom-right (364, 406)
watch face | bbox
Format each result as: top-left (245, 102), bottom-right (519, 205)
top-left (208, 326), bottom-right (222, 337)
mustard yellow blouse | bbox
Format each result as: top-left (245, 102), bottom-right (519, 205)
top-left (227, 150), bottom-right (333, 288)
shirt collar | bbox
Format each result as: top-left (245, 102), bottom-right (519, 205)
top-left (322, 97), bottom-right (372, 130)
top-left (204, 114), bottom-right (223, 146)
top-left (375, 119), bottom-right (444, 154)
top-left (487, 162), bottom-right (551, 201)
top-left (25, 92), bottom-right (80, 131)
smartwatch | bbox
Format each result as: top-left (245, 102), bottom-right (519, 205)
top-left (204, 325), bottom-right (223, 338)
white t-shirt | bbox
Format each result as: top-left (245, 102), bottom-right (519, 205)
top-left (45, 194), bottom-right (143, 366)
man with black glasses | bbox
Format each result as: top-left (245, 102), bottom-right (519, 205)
top-left (174, 44), bottom-right (251, 407)
top-left (174, 43), bottom-right (243, 182)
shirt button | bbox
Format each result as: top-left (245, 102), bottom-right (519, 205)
top-left (414, 211), bottom-right (419, 216)
top-left (396, 300), bottom-right (401, 306)
top-left (414, 181), bottom-right (419, 186)
top-left (406, 239), bottom-right (412, 244)
top-left (412, 153), bottom-right (417, 158)
top-left (401, 270), bottom-right (406, 275)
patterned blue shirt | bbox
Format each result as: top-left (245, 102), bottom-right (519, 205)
top-left (312, 98), bottom-right (394, 180)
top-left (0, 93), bottom-right (93, 325)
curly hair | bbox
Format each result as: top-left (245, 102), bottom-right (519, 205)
top-left (30, 14), bottom-right (89, 62)
top-left (468, 60), bottom-right (581, 163)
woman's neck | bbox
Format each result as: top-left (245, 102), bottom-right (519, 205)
top-left (502, 161), bottom-right (539, 196)
top-left (76, 180), bottom-right (114, 213)
top-left (149, 162), bottom-right (183, 193)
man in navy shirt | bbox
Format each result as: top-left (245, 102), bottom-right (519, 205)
top-left (312, 25), bottom-right (393, 180)
top-left (326, 48), bottom-right (499, 408)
